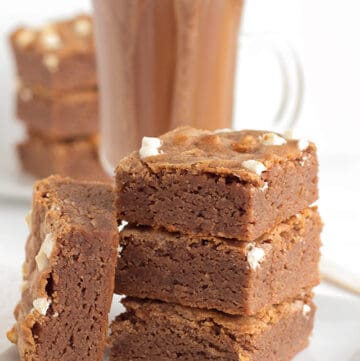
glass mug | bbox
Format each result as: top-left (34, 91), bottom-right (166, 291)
top-left (92, 0), bottom-right (303, 172)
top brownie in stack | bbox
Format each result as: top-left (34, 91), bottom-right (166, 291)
top-left (115, 127), bottom-right (318, 241)
top-left (10, 15), bottom-right (96, 92)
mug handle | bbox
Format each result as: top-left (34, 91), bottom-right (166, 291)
top-left (238, 33), bottom-right (304, 131)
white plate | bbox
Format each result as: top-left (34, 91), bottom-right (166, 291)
top-left (1, 292), bottom-right (359, 361)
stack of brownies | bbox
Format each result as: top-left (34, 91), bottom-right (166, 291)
top-left (111, 127), bottom-right (322, 360)
top-left (10, 15), bottom-right (109, 182)
top-left (7, 126), bottom-right (321, 361)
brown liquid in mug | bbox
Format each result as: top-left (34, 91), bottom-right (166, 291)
top-left (93, 0), bottom-right (244, 166)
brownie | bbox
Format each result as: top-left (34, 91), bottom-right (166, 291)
top-left (17, 86), bottom-right (98, 139)
top-left (7, 176), bottom-right (118, 361)
top-left (10, 15), bottom-right (96, 92)
top-left (115, 207), bottom-right (321, 315)
top-left (17, 133), bottom-right (110, 183)
top-left (115, 127), bottom-right (318, 241)
top-left (110, 297), bottom-right (315, 361)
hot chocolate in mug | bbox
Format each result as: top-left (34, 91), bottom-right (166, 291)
top-left (92, 0), bottom-right (303, 171)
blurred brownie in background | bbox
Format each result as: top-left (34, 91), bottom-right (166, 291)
top-left (10, 15), bottom-right (96, 92)
top-left (17, 133), bottom-right (109, 182)
top-left (9, 15), bottom-right (106, 182)
top-left (17, 86), bottom-right (98, 139)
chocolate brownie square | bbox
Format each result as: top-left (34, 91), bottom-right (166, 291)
top-left (110, 297), bottom-right (315, 361)
top-left (115, 207), bottom-right (321, 315)
top-left (115, 127), bottom-right (318, 241)
top-left (17, 133), bottom-right (110, 183)
top-left (10, 15), bottom-right (96, 92)
top-left (17, 86), bottom-right (98, 139)
top-left (7, 176), bottom-right (118, 361)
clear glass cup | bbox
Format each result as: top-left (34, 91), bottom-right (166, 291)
top-left (92, 0), bottom-right (302, 173)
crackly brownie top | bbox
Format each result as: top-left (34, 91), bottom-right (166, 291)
top-left (32, 175), bottom-right (115, 232)
top-left (11, 14), bottom-right (94, 55)
top-left (118, 126), bottom-right (316, 184)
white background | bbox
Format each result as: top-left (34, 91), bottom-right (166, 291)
top-left (1, 0), bottom-right (359, 153)
top-left (0, 0), bottom-right (359, 356)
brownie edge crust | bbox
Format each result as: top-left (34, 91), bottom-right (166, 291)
top-left (17, 134), bottom-right (110, 183)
